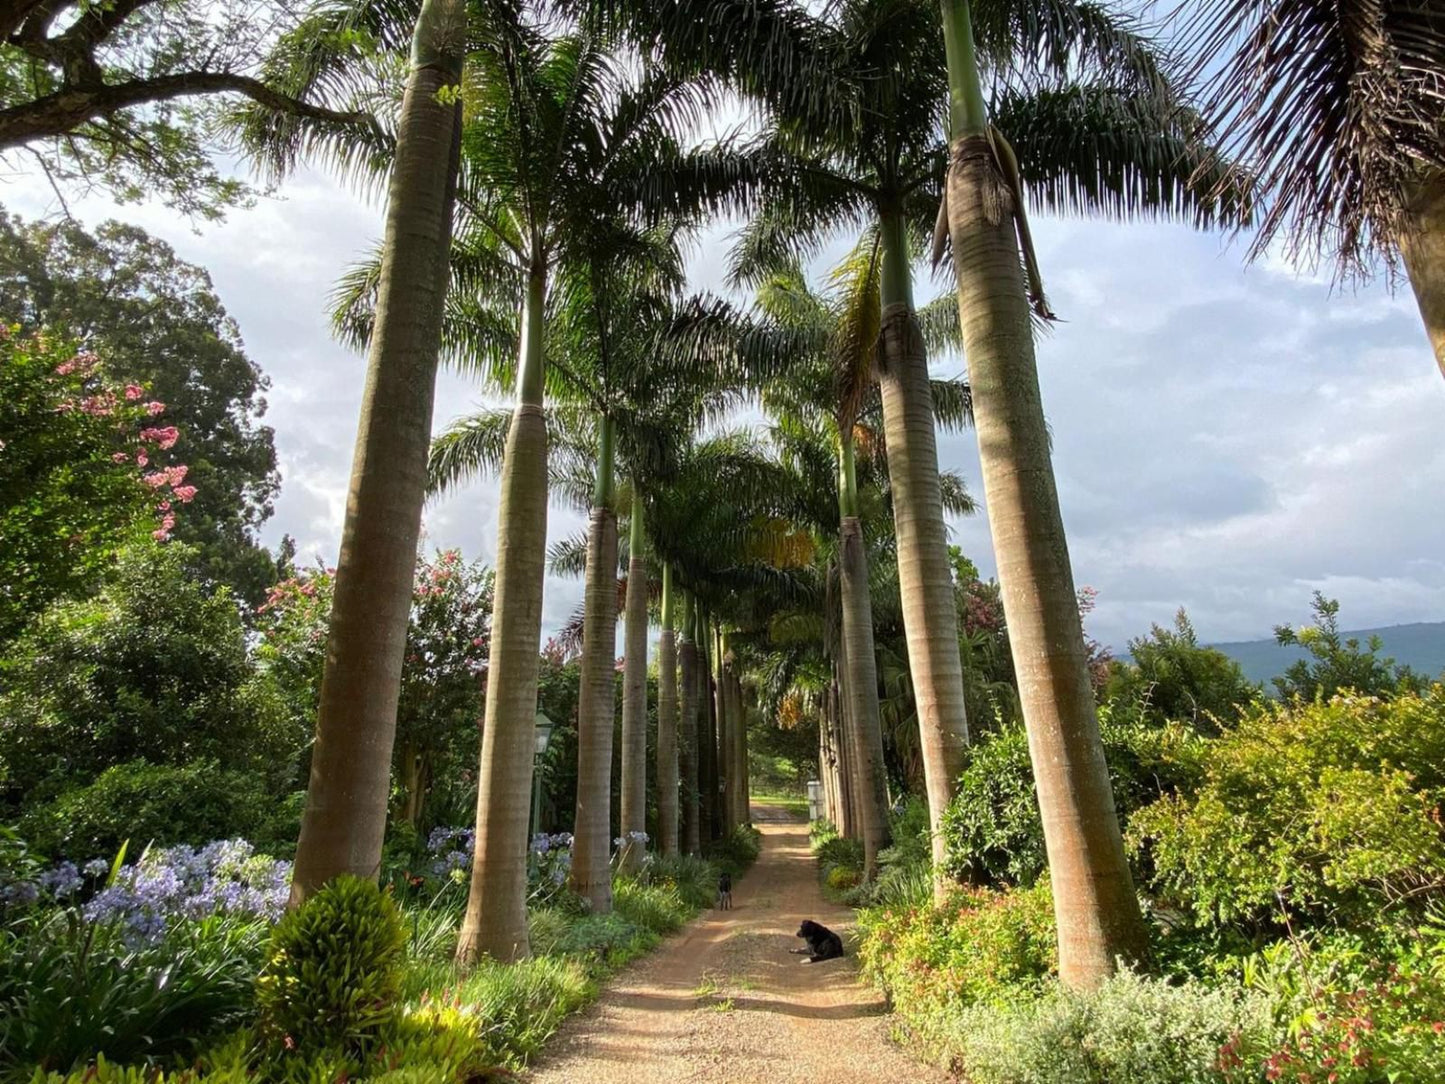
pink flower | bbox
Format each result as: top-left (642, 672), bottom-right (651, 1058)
top-left (172, 485), bottom-right (197, 503)
top-left (152, 511), bottom-right (176, 541)
top-left (157, 500), bottom-right (172, 512)
top-left (136, 451), bottom-right (149, 467)
top-left (145, 401), bottom-right (165, 416)
top-left (124, 384), bottom-right (144, 401)
top-left (79, 393), bottom-right (116, 416)
top-left (112, 452), bottom-right (129, 463)
top-left (142, 471), bottom-right (168, 489)
top-left (471, 637), bottom-right (485, 648)
top-left (140, 426), bottom-right (179, 450)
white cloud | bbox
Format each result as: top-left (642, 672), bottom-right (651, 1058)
top-left (3, 165), bottom-right (1441, 652)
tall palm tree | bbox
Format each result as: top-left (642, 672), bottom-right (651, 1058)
top-left (624, 0), bottom-right (1236, 891)
top-left (1181, 0), bottom-right (1445, 379)
top-left (931, 0), bottom-right (1246, 983)
top-left (287, 0), bottom-right (466, 905)
top-left (656, 562), bottom-right (680, 855)
top-left (754, 230), bottom-right (973, 877)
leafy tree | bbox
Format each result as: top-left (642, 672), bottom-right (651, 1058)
top-left (1272, 593), bottom-right (1423, 702)
top-left (1106, 610), bottom-right (1258, 732)
top-left (0, 213), bottom-right (281, 605)
top-left (253, 549), bottom-right (494, 832)
top-left (0, 541), bottom-right (298, 814)
top-left (0, 0), bottom-right (377, 216)
top-left (0, 330), bottom-right (192, 641)
top-left (1180, 0), bottom-right (1445, 380)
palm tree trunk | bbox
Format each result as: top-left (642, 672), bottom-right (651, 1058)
top-left (679, 593), bottom-right (701, 855)
top-left (737, 680), bottom-right (751, 825)
top-left (289, 0), bottom-right (464, 907)
top-left (819, 690), bottom-right (839, 826)
top-left (831, 666), bottom-right (857, 839)
top-left (656, 565), bottom-right (679, 856)
top-left (456, 266), bottom-right (550, 964)
top-left (716, 634), bottom-right (734, 831)
top-left (698, 616), bottom-right (718, 843)
top-left (570, 418), bottom-right (620, 912)
top-left (939, 0), bottom-right (1146, 987)
top-left (1400, 170), bottom-right (1445, 381)
top-left (876, 209), bottom-right (971, 893)
top-left (619, 489), bottom-right (649, 874)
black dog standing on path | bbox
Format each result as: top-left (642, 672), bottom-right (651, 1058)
top-left (791, 919), bottom-right (844, 963)
top-left (716, 871), bottom-right (732, 910)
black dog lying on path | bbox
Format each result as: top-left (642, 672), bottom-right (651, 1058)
top-left (791, 919), bottom-right (844, 963)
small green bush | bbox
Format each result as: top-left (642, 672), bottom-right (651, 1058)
top-left (1128, 687), bottom-right (1445, 930)
top-left (705, 824), bottom-right (761, 877)
top-left (635, 854), bottom-right (714, 910)
top-left (256, 875), bottom-right (406, 1059)
top-left (21, 759), bottom-right (277, 860)
top-left (0, 913), bottom-right (265, 1074)
top-left (941, 715), bottom-right (1206, 887)
top-left (612, 880), bottom-right (690, 935)
top-left (942, 970), bottom-right (1272, 1084)
top-left (857, 880), bottom-right (1057, 1013)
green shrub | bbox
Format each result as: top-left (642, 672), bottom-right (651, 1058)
top-left (20, 759), bottom-right (277, 859)
top-left (612, 880), bottom-right (691, 935)
top-left (255, 876), bottom-right (406, 1059)
top-left (414, 956), bottom-right (594, 1068)
top-left (941, 715), bottom-right (1206, 886)
top-left (940, 970), bottom-right (1272, 1084)
top-left (857, 880), bottom-right (1057, 1013)
top-left (635, 854), bottom-right (714, 910)
top-left (813, 833), bottom-right (863, 893)
top-left (0, 913), bottom-right (266, 1074)
top-left (1128, 687), bottom-right (1445, 930)
top-left (705, 824), bottom-right (761, 876)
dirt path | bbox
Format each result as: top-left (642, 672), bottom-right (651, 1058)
top-left (525, 806), bottom-right (950, 1084)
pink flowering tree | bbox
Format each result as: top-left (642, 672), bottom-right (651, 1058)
top-left (255, 548), bottom-right (494, 830)
top-left (0, 328), bottom-right (193, 641)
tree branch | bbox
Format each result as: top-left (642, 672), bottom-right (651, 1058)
top-left (0, 69), bottom-right (382, 152)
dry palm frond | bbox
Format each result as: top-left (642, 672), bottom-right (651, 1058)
top-left (1181, 0), bottom-right (1445, 277)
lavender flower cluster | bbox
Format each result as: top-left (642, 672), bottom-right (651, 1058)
top-left (82, 840), bottom-right (291, 943)
top-left (426, 826), bottom-right (475, 879)
top-left (529, 832), bottom-right (574, 890)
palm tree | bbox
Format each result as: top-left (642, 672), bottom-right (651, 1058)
top-left (287, 0), bottom-right (466, 905)
top-left (1180, 0), bottom-right (1445, 379)
top-left (931, 0), bottom-right (1247, 983)
top-left (656, 562), bottom-right (680, 854)
top-left (621, 0), bottom-right (1235, 891)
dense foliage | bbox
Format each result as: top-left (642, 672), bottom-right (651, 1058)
top-left (0, 543), bottom-right (299, 855)
top-left (0, 214), bottom-right (281, 604)
top-left (0, 332), bottom-right (190, 641)
top-left (840, 679), bottom-right (1445, 1084)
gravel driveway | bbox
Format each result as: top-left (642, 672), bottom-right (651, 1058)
top-left (524, 807), bottom-right (953, 1084)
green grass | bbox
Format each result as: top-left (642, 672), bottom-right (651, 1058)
top-left (750, 792), bottom-right (809, 814)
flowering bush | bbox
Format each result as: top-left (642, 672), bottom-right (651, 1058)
top-left (255, 549), bottom-right (494, 829)
top-left (529, 832), bottom-right (575, 908)
top-left (0, 329), bottom-right (192, 640)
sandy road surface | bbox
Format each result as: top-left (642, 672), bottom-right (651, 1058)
top-left (524, 806), bottom-right (950, 1084)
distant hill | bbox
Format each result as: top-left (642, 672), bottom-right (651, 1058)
top-left (1207, 622), bottom-right (1445, 688)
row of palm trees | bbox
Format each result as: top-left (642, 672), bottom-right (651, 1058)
top-left (244, 0), bottom-right (1443, 991)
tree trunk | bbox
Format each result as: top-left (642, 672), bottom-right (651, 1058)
top-left (939, 0), bottom-right (1147, 987)
top-left (679, 596), bottom-right (701, 855)
top-left (716, 637), bottom-right (733, 831)
top-left (699, 622), bottom-right (718, 842)
top-left (876, 212), bottom-right (970, 895)
top-left (726, 658), bottom-right (747, 830)
top-left (456, 267), bottom-right (550, 965)
top-left (739, 682), bottom-right (752, 826)
top-left (396, 745), bottom-right (430, 829)
top-left (656, 567), bottom-right (679, 856)
top-left (1400, 169), bottom-right (1445, 381)
top-left (288, 0), bottom-right (464, 906)
top-left (819, 692), bottom-right (839, 827)
top-left (570, 499), bottom-right (620, 912)
top-left (618, 491), bottom-right (649, 874)
top-left (839, 515), bottom-right (890, 878)
top-left (831, 668), bottom-right (857, 839)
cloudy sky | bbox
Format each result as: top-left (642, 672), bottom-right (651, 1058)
top-left (4, 152), bottom-right (1441, 653)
